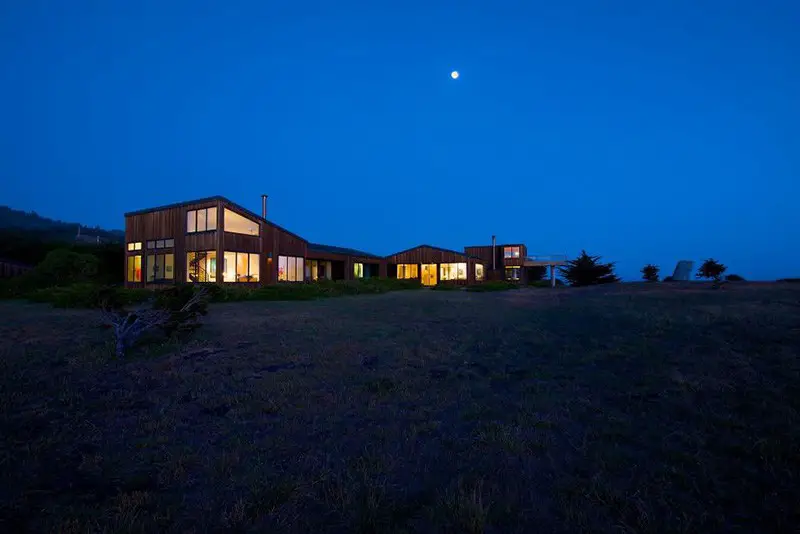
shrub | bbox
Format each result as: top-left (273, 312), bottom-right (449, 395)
top-left (725, 274), bottom-right (746, 282)
top-left (696, 258), bottom-right (727, 282)
top-left (663, 276), bottom-right (674, 282)
top-left (559, 250), bottom-right (620, 287)
top-left (27, 248), bottom-right (99, 287)
top-left (778, 278), bottom-right (800, 283)
top-left (466, 281), bottom-right (519, 292)
top-left (26, 283), bottom-right (151, 309)
top-left (153, 285), bottom-right (210, 335)
top-left (207, 278), bottom-right (423, 302)
top-left (641, 264), bottom-right (660, 282)
top-left (102, 287), bottom-right (210, 357)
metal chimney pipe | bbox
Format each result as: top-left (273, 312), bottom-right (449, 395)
top-left (491, 235), bottom-right (496, 271)
top-left (261, 194), bottom-right (268, 219)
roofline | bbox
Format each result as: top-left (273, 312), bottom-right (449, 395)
top-left (464, 243), bottom-right (526, 249)
top-left (124, 195), bottom-right (309, 245)
top-left (308, 242), bottom-right (382, 259)
top-left (385, 243), bottom-right (474, 259)
top-left (123, 196), bottom-right (226, 217)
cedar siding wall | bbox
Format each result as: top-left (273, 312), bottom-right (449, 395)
top-left (125, 198), bottom-right (221, 287)
top-left (125, 198), bottom-right (500, 288)
top-left (386, 245), bottom-right (481, 285)
top-left (386, 246), bottom-right (469, 265)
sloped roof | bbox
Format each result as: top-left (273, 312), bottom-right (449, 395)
top-left (308, 242), bottom-right (381, 259)
top-left (385, 244), bottom-right (482, 260)
top-left (124, 195), bottom-right (308, 244)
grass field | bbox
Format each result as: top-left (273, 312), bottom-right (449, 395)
top-left (1, 282), bottom-right (798, 533)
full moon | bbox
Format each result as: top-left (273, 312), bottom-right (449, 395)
top-left (450, 71), bottom-right (459, 79)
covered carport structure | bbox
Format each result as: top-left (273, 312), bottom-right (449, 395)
top-left (524, 254), bottom-right (568, 287)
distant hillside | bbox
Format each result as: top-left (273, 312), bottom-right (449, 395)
top-left (0, 205), bottom-right (124, 244)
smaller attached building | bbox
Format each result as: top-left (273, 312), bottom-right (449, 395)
top-left (385, 245), bottom-right (485, 286)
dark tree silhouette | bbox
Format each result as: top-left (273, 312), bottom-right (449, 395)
top-left (525, 265), bottom-right (547, 282)
top-left (696, 258), bottom-right (727, 282)
top-left (559, 250), bottom-right (620, 287)
top-left (641, 264), bottom-right (660, 282)
top-left (725, 274), bottom-right (745, 282)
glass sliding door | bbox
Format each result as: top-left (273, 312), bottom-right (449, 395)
top-left (421, 264), bottom-right (437, 286)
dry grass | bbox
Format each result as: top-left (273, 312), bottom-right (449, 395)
top-left (1, 282), bottom-right (799, 533)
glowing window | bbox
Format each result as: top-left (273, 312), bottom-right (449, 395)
top-left (224, 208), bottom-right (259, 236)
top-left (278, 255), bottom-right (304, 282)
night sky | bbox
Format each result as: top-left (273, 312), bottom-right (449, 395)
top-left (1, 1), bottom-right (798, 280)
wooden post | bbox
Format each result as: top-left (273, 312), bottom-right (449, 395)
top-left (550, 264), bottom-right (556, 288)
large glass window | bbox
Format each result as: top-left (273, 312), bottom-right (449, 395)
top-left (440, 262), bottom-right (467, 281)
top-left (505, 266), bottom-right (521, 281)
top-left (397, 264), bottom-right (419, 279)
top-left (475, 263), bottom-right (485, 281)
top-left (127, 255), bottom-right (142, 282)
top-left (278, 255), bottom-right (304, 282)
top-left (353, 263), bottom-right (364, 279)
top-left (306, 260), bottom-right (331, 281)
top-left (224, 208), bottom-right (259, 236)
top-left (186, 251), bottom-right (217, 282)
top-left (223, 251), bottom-right (259, 282)
top-left (146, 253), bottom-right (174, 282)
top-left (186, 207), bottom-right (217, 233)
top-left (127, 242), bottom-right (142, 251)
top-left (504, 246), bottom-right (521, 259)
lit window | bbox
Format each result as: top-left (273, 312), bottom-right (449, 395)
top-left (354, 263), bottom-right (364, 279)
top-left (306, 260), bottom-right (331, 281)
top-left (186, 251), bottom-right (217, 282)
top-left (397, 264), bottom-right (419, 279)
top-left (186, 207), bottom-right (217, 233)
top-left (224, 208), bottom-right (260, 236)
top-left (278, 255), bottom-right (304, 282)
top-left (126, 255), bottom-right (142, 282)
top-left (146, 253), bottom-right (175, 282)
top-left (505, 266), bottom-right (521, 281)
top-left (127, 242), bottom-right (142, 251)
top-left (439, 263), bottom-right (467, 281)
top-left (222, 251), bottom-right (259, 282)
top-left (503, 246), bottom-right (520, 259)
top-left (475, 264), bottom-right (485, 281)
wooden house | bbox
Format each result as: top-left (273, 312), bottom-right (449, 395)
top-left (124, 196), bottom-right (565, 288)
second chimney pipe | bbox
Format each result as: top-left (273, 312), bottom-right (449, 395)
top-left (261, 194), bottom-right (268, 219)
top-left (491, 235), bottom-right (496, 271)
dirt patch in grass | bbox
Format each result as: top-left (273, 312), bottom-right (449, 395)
top-left (1, 283), bottom-right (799, 532)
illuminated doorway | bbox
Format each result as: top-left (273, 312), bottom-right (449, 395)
top-left (421, 264), bottom-right (438, 286)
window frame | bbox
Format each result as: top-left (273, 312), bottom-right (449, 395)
top-left (146, 252), bottom-right (175, 282)
top-left (127, 255), bottom-right (142, 282)
top-left (146, 238), bottom-right (175, 250)
top-left (186, 250), bottom-right (217, 283)
top-left (505, 266), bottom-right (521, 281)
top-left (397, 263), bottom-right (419, 280)
top-left (278, 255), bottom-right (305, 282)
top-left (353, 262), bottom-right (364, 279)
top-left (439, 262), bottom-right (467, 281)
top-left (503, 246), bottom-right (520, 259)
top-left (475, 263), bottom-right (485, 281)
top-left (222, 251), bottom-right (260, 282)
top-left (186, 207), bottom-right (218, 234)
top-left (223, 208), bottom-right (260, 236)
top-left (127, 242), bottom-right (142, 251)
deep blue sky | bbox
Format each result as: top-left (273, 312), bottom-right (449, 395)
top-left (1, 1), bottom-right (798, 280)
